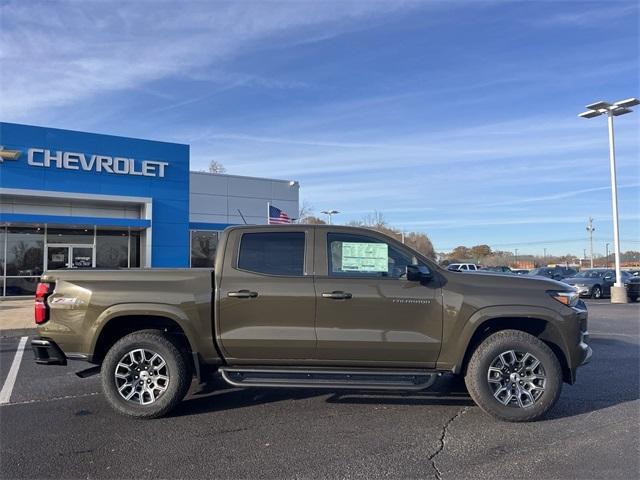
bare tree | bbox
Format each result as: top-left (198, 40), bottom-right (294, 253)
top-left (297, 200), bottom-right (314, 222)
top-left (362, 211), bottom-right (387, 229)
top-left (350, 211), bottom-right (436, 259)
top-left (208, 160), bottom-right (226, 174)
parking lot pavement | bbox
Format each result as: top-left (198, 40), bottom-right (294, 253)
top-left (1, 301), bottom-right (638, 479)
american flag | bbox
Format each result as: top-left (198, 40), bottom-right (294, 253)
top-left (268, 204), bottom-right (292, 224)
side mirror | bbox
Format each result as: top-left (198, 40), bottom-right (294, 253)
top-left (604, 275), bottom-right (613, 281)
top-left (407, 264), bottom-right (432, 282)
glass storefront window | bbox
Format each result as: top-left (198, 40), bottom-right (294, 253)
top-left (1, 225), bottom-right (144, 295)
top-left (191, 231), bottom-right (218, 268)
top-left (96, 230), bottom-right (129, 268)
top-left (6, 277), bottom-right (40, 296)
top-left (46, 228), bottom-right (94, 244)
top-left (5, 227), bottom-right (44, 276)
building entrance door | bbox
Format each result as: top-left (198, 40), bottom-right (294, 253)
top-left (46, 245), bottom-right (95, 270)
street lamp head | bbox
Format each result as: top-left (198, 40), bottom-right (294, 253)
top-left (585, 100), bottom-right (612, 111)
top-left (321, 210), bottom-right (339, 215)
top-left (580, 97), bottom-right (639, 119)
top-left (579, 110), bottom-right (603, 119)
top-left (612, 107), bottom-right (633, 117)
top-left (613, 98), bottom-right (640, 109)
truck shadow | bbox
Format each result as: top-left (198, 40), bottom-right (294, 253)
top-left (172, 375), bottom-right (474, 418)
top-left (172, 337), bottom-right (638, 420)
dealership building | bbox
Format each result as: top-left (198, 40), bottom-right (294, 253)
top-left (0, 122), bottom-right (299, 296)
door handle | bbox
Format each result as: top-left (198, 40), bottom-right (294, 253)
top-left (321, 291), bottom-right (352, 300)
top-left (227, 290), bottom-right (258, 298)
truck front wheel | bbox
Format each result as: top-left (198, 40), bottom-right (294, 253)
top-left (101, 330), bottom-right (192, 419)
top-left (464, 330), bottom-right (562, 422)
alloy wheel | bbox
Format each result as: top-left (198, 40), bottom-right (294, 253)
top-left (115, 348), bottom-right (170, 405)
top-left (487, 350), bottom-right (546, 408)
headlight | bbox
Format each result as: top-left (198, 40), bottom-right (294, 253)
top-left (548, 290), bottom-right (580, 307)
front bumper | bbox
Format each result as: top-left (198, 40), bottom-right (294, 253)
top-left (31, 338), bottom-right (67, 365)
top-left (580, 344), bottom-right (593, 366)
top-left (571, 300), bottom-right (593, 383)
top-left (571, 285), bottom-right (592, 297)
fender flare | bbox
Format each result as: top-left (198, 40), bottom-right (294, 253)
top-left (87, 303), bottom-right (200, 358)
top-left (446, 305), bottom-right (571, 374)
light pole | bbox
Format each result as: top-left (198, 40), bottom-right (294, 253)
top-left (514, 248), bottom-right (519, 268)
top-left (580, 97), bottom-right (639, 303)
top-left (586, 217), bottom-right (595, 269)
top-left (321, 210), bottom-right (339, 225)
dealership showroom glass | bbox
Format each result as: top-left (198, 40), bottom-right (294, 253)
top-left (0, 122), bottom-right (299, 296)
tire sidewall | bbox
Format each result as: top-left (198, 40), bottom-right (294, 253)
top-left (102, 333), bottom-right (189, 418)
top-left (466, 331), bottom-right (562, 422)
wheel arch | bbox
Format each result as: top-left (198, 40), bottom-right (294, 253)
top-left (456, 315), bottom-right (572, 384)
top-left (91, 314), bottom-right (194, 366)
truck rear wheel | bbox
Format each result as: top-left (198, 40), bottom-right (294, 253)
top-left (464, 329), bottom-right (562, 422)
top-left (101, 330), bottom-right (191, 419)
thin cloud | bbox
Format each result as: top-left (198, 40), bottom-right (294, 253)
top-left (482, 183), bottom-right (640, 207)
top-left (534, 3), bottom-right (638, 27)
top-left (0, 1), bottom-right (421, 120)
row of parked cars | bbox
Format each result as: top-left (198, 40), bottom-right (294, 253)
top-left (445, 263), bottom-right (640, 301)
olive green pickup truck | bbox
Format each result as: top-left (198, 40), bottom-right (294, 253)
top-left (31, 225), bottom-right (591, 421)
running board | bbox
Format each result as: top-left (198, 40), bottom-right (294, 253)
top-left (219, 367), bottom-right (440, 391)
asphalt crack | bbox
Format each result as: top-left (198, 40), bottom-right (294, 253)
top-left (428, 407), bottom-right (469, 480)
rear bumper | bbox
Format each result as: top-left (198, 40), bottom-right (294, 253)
top-left (31, 338), bottom-right (67, 366)
top-left (626, 283), bottom-right (640, 297)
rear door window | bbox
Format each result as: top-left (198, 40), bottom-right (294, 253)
top-left (237, 232), bottom-right (305, 276)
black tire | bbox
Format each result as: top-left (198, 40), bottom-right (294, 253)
top-left (101, 330), bottom-right (192, 419)
top-left (591, 285), bottom-right (602, 299)
top-left (464, 330), bottom-right (562, 422)
top-left (629, 295), bottom-right (638, 303)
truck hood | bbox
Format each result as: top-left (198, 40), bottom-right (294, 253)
top-left (443, 269), bottom-right (570, 292)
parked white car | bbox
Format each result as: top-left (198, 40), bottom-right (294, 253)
top-left (447, 263), bottom-right (479, 272)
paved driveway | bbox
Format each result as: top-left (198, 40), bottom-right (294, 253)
top-left (1, 300), bottom-right (638, 479)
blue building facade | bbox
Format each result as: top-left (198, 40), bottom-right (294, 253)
top-left (0, 122), bottom-right (299, 296)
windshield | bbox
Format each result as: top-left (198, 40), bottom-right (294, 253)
top-left (574, 270), bottom-right (606, 279)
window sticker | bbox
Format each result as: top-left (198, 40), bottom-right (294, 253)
top-left (341, 242), bottom-right (388, 272)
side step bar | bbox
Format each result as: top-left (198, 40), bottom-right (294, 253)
top-left (219, 367), bottom-right (440, 391)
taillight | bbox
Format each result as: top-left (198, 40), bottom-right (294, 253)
top-left (35, 282), bottom-right (54, 324)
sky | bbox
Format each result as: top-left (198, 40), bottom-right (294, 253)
top-left (1, 0), bottom-right (638, 256)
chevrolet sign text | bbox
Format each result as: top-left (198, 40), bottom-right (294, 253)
top-left (27, 148), bottom-right (169, 178)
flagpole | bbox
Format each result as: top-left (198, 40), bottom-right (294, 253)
top-left (267, 201), bottom-right (270, 225)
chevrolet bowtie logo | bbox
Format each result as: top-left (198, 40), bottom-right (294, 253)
top-left (0, 146), bottom-right (21, 162)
